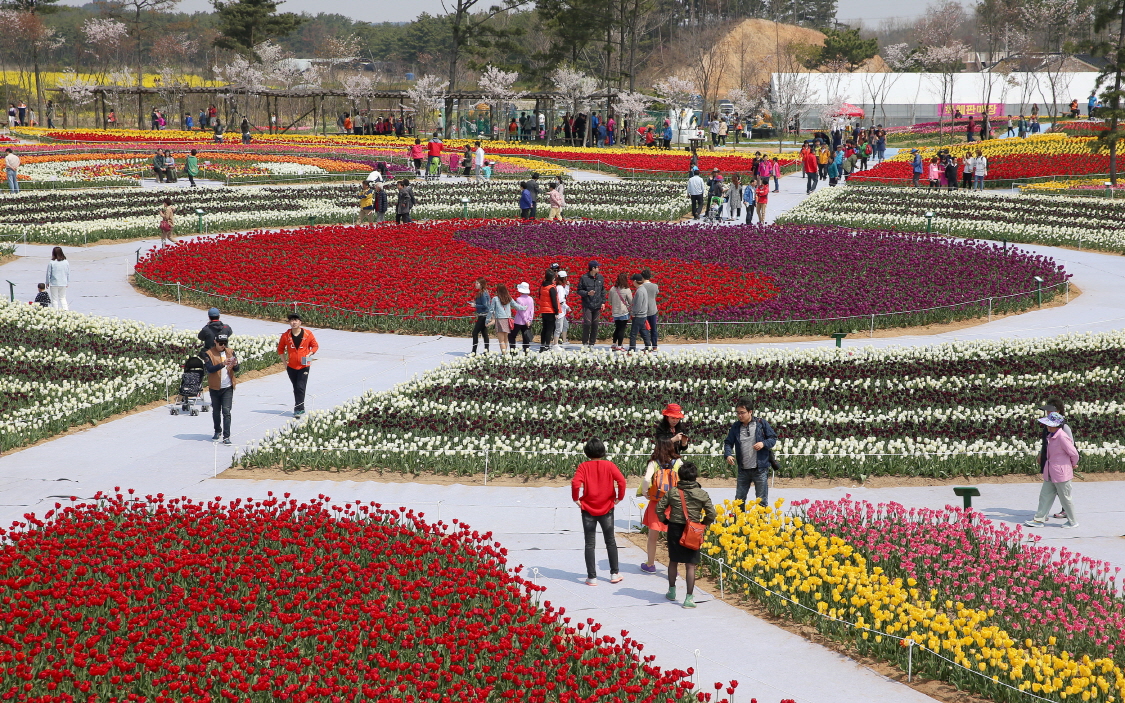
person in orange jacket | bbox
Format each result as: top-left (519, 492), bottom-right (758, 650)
top-left (277, 312), bottom-right (319, 417)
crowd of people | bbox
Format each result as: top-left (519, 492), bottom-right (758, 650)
top-left (685, 156), bottom-right (781, 222)
top-left (909, 148), bottom-right (989, 189)
top-left (798, 128), bottom-right (885, 193)
top-left (464, 263), bottom-right (662, 354)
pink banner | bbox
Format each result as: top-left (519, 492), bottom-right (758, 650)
top-left (939, 103), bottom-right (1006, 118)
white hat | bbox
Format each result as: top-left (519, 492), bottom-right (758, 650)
top-left (557, 270), bottom-right (568, 278)
top-left (517, 282), bottom-right (530, 295)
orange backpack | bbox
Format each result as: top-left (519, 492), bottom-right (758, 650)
top-left (647, 459), bottom-right (681, 501)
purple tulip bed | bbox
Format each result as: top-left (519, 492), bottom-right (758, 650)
top-left (456, 221), bottom-right (1070, 338)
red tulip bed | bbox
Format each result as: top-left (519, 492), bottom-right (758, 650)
top-left (0, 491), bottom-right (733, 702)
top-left (478, 145), bottom-right (800, 179)
top-left (848, 153), bottom-right (1116, 187)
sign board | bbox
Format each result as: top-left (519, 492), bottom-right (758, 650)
top-left (939, 103), bottom-right (1005, 118)
top-left (683, 129), bottom-right (707, 141)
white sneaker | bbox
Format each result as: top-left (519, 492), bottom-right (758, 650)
top-left (585, 577), bottom-right (597, 586)
top-left (1062, 521), bottom-right (1080, 529)
top-left (1023, 520), bottom-right (1045, 528)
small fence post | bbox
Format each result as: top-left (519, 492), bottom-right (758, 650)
top-left (718, 558), bottom-right (725, 600)
top-left (5, 280), bottom-right (13, 303)
top-left (483, 446), bottom-right (489, 485)
top-left (705, 320), bottom-right (709, 344)
top-left (1066, 280), bottom-right (1070, 303)
top-left (176, 281), bottom-right (181, 304)
top-left (988, 298), bottom-right (993, 321)
top-left (870, 313), bottom-right (875, 338)
top-left (907, 639), bottom-right (914, 683)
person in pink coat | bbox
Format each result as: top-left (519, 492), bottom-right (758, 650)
top-left (1024, 412), bottom-right (1080, 529)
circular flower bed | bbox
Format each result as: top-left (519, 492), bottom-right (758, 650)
top-left (134, 220), bottom-right (1067, 338)
top-left (0, 491), bottom-right (715, 702)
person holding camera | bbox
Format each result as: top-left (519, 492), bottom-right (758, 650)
top-left (723, 397), bottom-right (777, 508)
top-left (200, 334), bottom-right (238, 444)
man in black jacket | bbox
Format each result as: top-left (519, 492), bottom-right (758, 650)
top-left (723, 397), bottom-right (778, 508)
top-left (198, 307), bottom-right (233, 350)
top-left (577, 261), bottom-right (606, 349)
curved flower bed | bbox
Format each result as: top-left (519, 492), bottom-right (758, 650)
top-left (0, 302), bottom-right (276, 452)
top-left (779, 186), bottom-right (1125, 253)
top-left (0, 491), bottom-right (717, 702)
top-left (237, 329), bottom-right (1125, 478)
top-left (703, 498), bottom-right (1124, 703)
top-left (134, 220), bottom-right (1065, 337)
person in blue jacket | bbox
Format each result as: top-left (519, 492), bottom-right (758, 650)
top-left (663, 122), bottom-right (673, 149)
top-left (519, 185), bottom-right (534, 218)
top-left (723, 397), bottom-right (777, 508)
top-left (911, 149), bottom-right (923, 187)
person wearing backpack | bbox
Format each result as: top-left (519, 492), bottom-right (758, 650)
top-left (637, 439), bottom-right (682, 573)
top-left (571, 437), bottom-right (627, 586)
top-left (723, 397), bottom-right (778, 508)
top-left (655, 461), bottom-right (716, 609)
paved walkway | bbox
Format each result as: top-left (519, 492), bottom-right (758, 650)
top-left (3, 180), bottom-right (1125, 703)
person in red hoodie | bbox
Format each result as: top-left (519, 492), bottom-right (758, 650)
top-left (277, 313), bottom-right (319, 417)
top-left (571, 437), bottom-right (626, 586)
top-left (802, 142), bottom-right (819, 194)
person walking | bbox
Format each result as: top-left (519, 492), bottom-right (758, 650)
top-left (408, 138), bottom-right (425, 176)
top-left (608, 272), bottom-right (632, 351)
top-left (547, 182), bottom-right (564, 220)
top-left (537, 270), bottom-right (559, 352)
top-left (372, 182), bottom-right (388, 223)
top-left (627, 273), bottom-right (651, 352)
top-left (686, 171), bottom-right (706, 219)
top-left (727, 174), bottom-right (743, 221)
top-left (911, 149), bottom-right (923, 187)
top-left (655, 461), bottom-right (716, 608)
top-left (1037, 399), bottom-right (1075, 520)
top-left (802, 143), bottom-right (818, 193)
top-left (571, 437), bottom-right (626, 586)
top-left (509, 281), bottom-right (536, 353)
top-left (201, 334), bottom-right (238, 444)
top-left (637, 438), bottom-right (683, 573)
top-left (1024, 412), bottom-right (1080, 529)
top-left (159, 198), bottom-right (175, 244)
top-left (770, 156), bottom-right (781, 192)
top-left (198, 307), bottom-right (232, 350)
top-left (426, 133), bottom-right (443, 180)
top-left (395, 179), bottom-right (415, 224)
top-left (640, 268), bottom-right (659, 350)
top-left (4, 148), bottom-right (19, 194)
top-left (45, 247), bottom-right (70, 311)
top-left (184, 149), bottom-right (200, 187)
top-left (277, 313), bottom-right (318, 417)
top-left (553, 270), bottom-right (571, 348)
top-left (962, 153), bottom-right (975, 189)
top-left (357, 180), bottom-right (375, 224)
top-left (577, 261), bottom-right (605, 349)
top-left (519, 183), bottom-right (534, 219)
top-left (723, 397), bottom-right (778, 508)
top-left (469, 277), bottom-right (491, 354)
top-left (488, 283), bottom-right (525, 355)
top-left (473, 141), bottom-right (485, 181)
top-left (753, 178), bottom-right (769, 224)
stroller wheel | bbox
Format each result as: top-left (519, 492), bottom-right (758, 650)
top-left (202, 405), bottom-right (210, 412)
top-left (170, 408), bottom-right (178, 415)
top-left (190, 409), bottom-right (199, 416)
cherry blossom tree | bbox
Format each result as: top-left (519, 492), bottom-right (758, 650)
top-left (652, 76), bottom-right (695, 144)
top-left (613, 90), bottom-right (653, 145)
top-left (407, 74), bottom-right (449, 134)
top-left (478, 65), bottom-right (524, 141)
top-left (551, 67), bottom-right (598, 145)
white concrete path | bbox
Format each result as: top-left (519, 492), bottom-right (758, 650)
top-left (3, 180), bottom-right (1125, 703)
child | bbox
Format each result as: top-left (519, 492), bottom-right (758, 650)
top-left (481, 161), bottom-right (493, 180)
top-left (754, 178), bottom-right (770, 224)
top-left (928, 157), bottom-right (941, 188)
top-left (655, 461), bottom-right (716, 609)
top-left (33, 283), bottom-right (50, 307)
top-left (571, 437), bottom-right (626, 586)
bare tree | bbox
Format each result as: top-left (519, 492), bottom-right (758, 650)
top-left (552, 66), bottom-right (598, 145)
top-left (684, 25), bottom-right (729, 120)
top-left (118, 0), bottom-right (179, 128)
top-left (439, 0), bottom-right (529, 128)
top-left (56, 70), bottom-right (97, 127)
top-left (921, 43), bottom-right (966, 144)
top-left (862, 42), bottom-right (911, 127)
top-left (772, 65), bottom-right (813, 151)
top-left (478, 64), bottom-right (525, 141)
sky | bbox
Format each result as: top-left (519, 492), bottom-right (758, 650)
top-left (62, 0), bottom-right (951, 27)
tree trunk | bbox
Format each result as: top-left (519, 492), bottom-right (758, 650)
top-left (32, 46), bottom-right (44, 130)
top-left (1111, 2), bottom-right (1125, 184)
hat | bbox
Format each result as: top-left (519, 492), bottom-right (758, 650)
top-left (910, 148), bottom-right (919, 153)
top-left (662, 403), bottom-right (684, 419)
top-left (550, 263), bottom-right (560, 271)
top-left (208, 307), bottom-right (220, 319)
top-left (517, 282), bottom-right (531, 295)
top-left (1039, 403), bottom-right (1057, 412)
top-left (588, 260), bottom-right (600, 269)
top-left (214, 334), bottom-right (229, 344)
top-left (711, 167), bottom-right (719, 172)
top-left (557, 270), bottom-right (568, 278)
top-left (1038, 412), bottom-right (1065, 427)
top-left (631, 273), bottom-right (644, 282)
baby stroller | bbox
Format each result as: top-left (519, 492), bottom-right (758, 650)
top-left (704, 194), bottom-right (726, 222)
top-left (170, 355), bottom-right (209, 416)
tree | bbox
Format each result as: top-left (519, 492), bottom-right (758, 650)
top-left (1087, 0), bottom-right (1125, 183)
top-left (439, 0), bottom-right (529, 127)
top-left (56, 70), bottom-right (97, 127)
top-left (212, 0), bottom-right (304, 58)
top-left (862, 43), bottom-right (912, 127)
top-left (81, 18), bottom-right (128, 83)
top-left (1024, 0), bottom-right (1092, 123)
top-left (1, 0), bottom-right (60, 129)
top-left (920, 42), bottom-right (965, 144)
top-left (115, 0), bottom-right (179, 128)
top-left (807, 26), bottom-right (878, 68)
top-left (552, 66), bottom-right (597, 144)
top-left (771, 47), bottom-right (814, 151)
top-left (652, 75), bottom-right (694, 144)
top-left (612, 90), bottom-right (652, 145)
top-left (684, 24), bottom-right (728, 118)
top-left (407, 74), bottom-right (449, 134)
top-left (478, 64), bottom-right (524, 140)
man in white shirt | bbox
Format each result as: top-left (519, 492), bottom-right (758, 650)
top-left (4, 148), bottom-right (18, 194)
top-left (473, 141), bottom-right (485, 181)
top-left (686, 172), bottom-right (706, 219)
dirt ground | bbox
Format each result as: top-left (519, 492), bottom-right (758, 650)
top-left (619, 530), bottom-right (1002, 703)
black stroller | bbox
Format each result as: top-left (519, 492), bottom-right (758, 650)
top-left (170, 355), bottom-right (210, 416)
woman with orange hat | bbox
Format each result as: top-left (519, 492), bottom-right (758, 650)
top-left (637, 439), bottom-right (682, 573)
top-left (655, 403), bottom-right (690, 454)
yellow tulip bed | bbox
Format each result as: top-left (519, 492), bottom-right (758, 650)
top-left (701, 498), bottom-right (1124, 703)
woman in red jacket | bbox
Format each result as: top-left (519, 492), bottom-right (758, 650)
top-left (571, 437), bottom-right (626, 586)
top-left (536, 269), bottom-right (559, 352)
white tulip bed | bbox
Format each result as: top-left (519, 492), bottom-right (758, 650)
top-left (778, 186), bottom-right (1125, 253)
top-left (237, 330), bottom-right (1125, 479)
top-left (0, 303), bottom-right (276, 453)
top-left (0, 181), bottom-right (688, 245)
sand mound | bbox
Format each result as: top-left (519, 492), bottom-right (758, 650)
top-left (712, 19), bottom-right (827, 94)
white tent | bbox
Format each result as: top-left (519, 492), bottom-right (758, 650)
top-left (771, 71), bottom-right (1102, 126)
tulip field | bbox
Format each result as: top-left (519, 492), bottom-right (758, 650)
top-left (779, 186), bottom-right (1125, 253)
top-left (0, 181), bottom-right (687, 245)
top-left (703, 498), bottom-right (1125, 703)
top-left (133, 219), bottom-right (1067, 336)
top-left (0, 302), bottom-right (276, 453)
top-left (0, 491), bottom-right (727, 702)
top-left (237, 329), bottom-right (1125, 478)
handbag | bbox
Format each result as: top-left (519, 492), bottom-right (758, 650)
top-left (159, 219), bottom-right (172, 233)
top-left (676, 488), bottom-right (706, 551)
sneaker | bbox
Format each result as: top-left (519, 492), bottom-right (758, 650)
top-left (585, 577), bottom-right (597, 586)
top-left (1062, 521), bottom-right (1080, 529)
top-left (665, 586), bottom-right (677, 601)
top-left (1052, 511), bottom-right (1067, 519)
top-left (1024, 519), bottom-right (1045, 528)
top-left (294, 410), bottom-right (305, 417)
top-left (610, 573), bottom-right (623, 584)
top-left (211, 432), bottom-right (221, 441)
top-left (640, 563), bottom-right (657, 574)
top-left (683, 594), bottom-right (696, 609)
top-left (222, 437), bottom-right (232, 445)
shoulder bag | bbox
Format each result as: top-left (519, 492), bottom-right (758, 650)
top-left (677, 488), bottom-right (706, 551)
